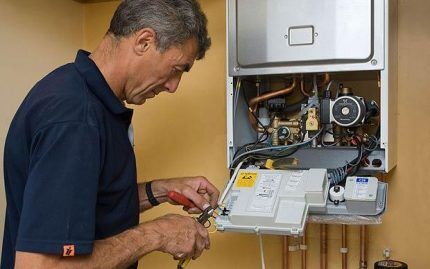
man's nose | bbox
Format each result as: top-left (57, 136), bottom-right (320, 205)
top-left (163, 77), bottom-right (181, 93)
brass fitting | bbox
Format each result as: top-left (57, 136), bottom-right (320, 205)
top-left (306, 107), bottom-right (319, 131)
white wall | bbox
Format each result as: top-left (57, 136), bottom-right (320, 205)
top-left (0, 0), bottom-right (84, 258)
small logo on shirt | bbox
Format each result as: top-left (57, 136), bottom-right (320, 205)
top-left (63, 245), bottom-right (75, 257)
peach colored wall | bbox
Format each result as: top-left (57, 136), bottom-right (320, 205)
top-left (0, 0), bottom-right (83, 258)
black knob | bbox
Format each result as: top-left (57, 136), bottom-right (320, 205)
top-left (277, 127), bottom-right (291, 142)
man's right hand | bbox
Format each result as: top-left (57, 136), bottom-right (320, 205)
top-left (144, 214), bottom-right (210, 260)
top-left (15, 214), bottom-right (210, 269)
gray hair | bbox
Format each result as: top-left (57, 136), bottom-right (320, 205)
top-left (108, 0), bottom-right (211, 60)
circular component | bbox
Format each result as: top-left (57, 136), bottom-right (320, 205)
top-left (341, 106), bottom-right (350, 115)
top-left (329, 185), bottom-right (345, 204)
top-left (277, 127), bottom-right (291, 142)
top-left (374, 260), bottom-right (408, 269)
top-left (331, 96), bottom-right (365, 127)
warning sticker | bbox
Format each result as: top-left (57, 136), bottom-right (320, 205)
top-left (235, 172), bottom-right (258, 188)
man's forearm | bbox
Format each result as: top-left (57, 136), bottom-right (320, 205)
top-left (138, 177), bottom-right (219, 213)
top-left (15, 222), bottom-right (162, 269)
top-left (138, 181), bottom-right (169, 212)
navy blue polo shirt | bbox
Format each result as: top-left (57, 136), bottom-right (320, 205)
top-left (2, 50), bottom-right (139, 268)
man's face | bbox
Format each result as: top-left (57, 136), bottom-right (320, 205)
top-left (124, 37), bottom-right (198, 105)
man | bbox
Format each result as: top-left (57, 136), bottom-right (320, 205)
top-left (1, 0), bottom-right (219, 268)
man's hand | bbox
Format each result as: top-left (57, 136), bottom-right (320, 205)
top-left (15, 214), bottom-right (210, 269)
top-left (139, 176), bottom-right (220, 213)
top-left (145, 214), bottom-right (210, 260)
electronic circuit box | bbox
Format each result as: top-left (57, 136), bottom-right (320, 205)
top-left (216, 169), bottom-right (328, 235)
top-left (344, 176), bottom-right (379, 215)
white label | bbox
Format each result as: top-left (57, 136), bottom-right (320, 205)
top-left (285, 170), bottom-right (305, 191)
top-left (292, 170), bottom-right (305, 177)
top-left (354, 178), bottom-right (369, 199)
top-left (227, 192), bottom-right (240, 210)
top-left (247, 173), bottom-right (282, 213)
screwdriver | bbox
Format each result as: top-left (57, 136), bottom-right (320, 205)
top-left (167, 191), bottom-right (214, 269)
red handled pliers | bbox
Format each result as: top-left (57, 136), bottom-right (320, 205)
top-left (167, 191), bottom-right (214, 269)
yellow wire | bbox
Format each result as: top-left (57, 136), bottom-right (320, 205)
top-left (208, 217), bottom-right (218, 234)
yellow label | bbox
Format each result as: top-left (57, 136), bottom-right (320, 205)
top-left (235, 172), bottom-right (258, 188)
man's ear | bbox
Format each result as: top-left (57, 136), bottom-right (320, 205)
top-left (133, 28), bottom-right (157, 55)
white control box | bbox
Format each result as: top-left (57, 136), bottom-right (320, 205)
top-left (216, 169), bottom-right (328, 235)
top-left (344, 176), bottom-right (378, 214)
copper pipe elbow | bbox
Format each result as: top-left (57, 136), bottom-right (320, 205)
top-left (248, 78), bottom-right (297, 131)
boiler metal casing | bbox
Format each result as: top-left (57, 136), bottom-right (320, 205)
top-left (226, 0), bottom-right (398, 172)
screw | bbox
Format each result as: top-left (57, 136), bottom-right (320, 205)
top-left (371, 59), bottom-right (378, 66)
top-left (315, 32), bottom-right (319, 37)
top-left (284, 35), bottom-right (288, 39)
top-left (234, 66), bottom-right (240, 72)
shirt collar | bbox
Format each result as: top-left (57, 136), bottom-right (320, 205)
top-left (74, 50), bottom-right (133, 120)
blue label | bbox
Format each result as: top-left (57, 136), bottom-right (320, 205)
top-left (356, 177), bottom-right (369, 183)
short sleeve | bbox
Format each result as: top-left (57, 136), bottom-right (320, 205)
top-left (16, 121), bottom-right (101, 256)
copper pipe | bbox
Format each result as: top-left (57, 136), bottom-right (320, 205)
top-left (321, 73), bottom-right (330, 86)
top-left (300, 73), bottom-right (330, 97)
top-left (300, 76), bottom-right (310, 97)
top-left (359, 225), bottom-right (368, 269)
top-left (320, 224), bottom-right (327, 269)
top-left (248, 79), bottom-right (297, 131)
top-left (301, 229), bottom-right (307, 269)
top-left (342, 225), bottom-right (348, 269)
top-left (316, 73), bottom-right (330, 94)
top-left (283, 236), bottom-right (289, 269)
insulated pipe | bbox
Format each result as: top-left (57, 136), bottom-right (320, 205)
top-left (342, 225), bottom-right (348, 269)
top-left (283, 236), bottom-right (289, 269)
top-left (359, 225), bottom-right (368, 269)
top-left (320, 224), bottom-right (327, 269)
top-left (301, 230), bottom-right (307, 269)
top-left (248, 79), bottom-right (297, 131)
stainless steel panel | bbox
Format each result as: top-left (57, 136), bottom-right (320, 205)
top-left (229, 0), bottom-right (386, 75)
top-left (237, 0), bottom-right (373, 66)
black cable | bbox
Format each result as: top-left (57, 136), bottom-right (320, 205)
top-left (232, 79), bottom-right (277, 161)
top-left (340, 128), bottom-right (381, 182)
top-left (232, 79), bottom-right (273, 161)
top-left (232, 142), bottom-right (268, 160)
top-left (231, 129), bottom-right (311, 168)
